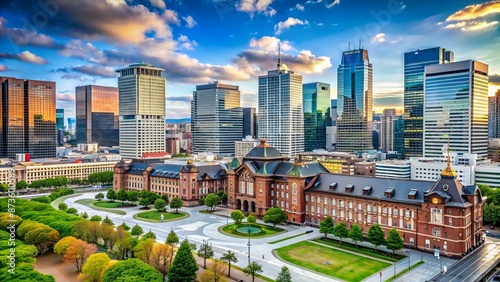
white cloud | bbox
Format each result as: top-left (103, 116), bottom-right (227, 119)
top-left (249, 36), bottom-right (294, 51)
top-left (0, 50), bottom-right (48, 64)
top-left (445, 20), bottom-right (498, 31)
top-left (447, 1), bottom-right (500, 21)
top-left (0, 65), bottom-right (7, 72)
top-left (150, 0), bottom-right (166, 9)
top-left (274, 17), bottom-right (309, 35)
top-left (371, 33), bottom-right (386, 43)
top-left (177, 35), bottom-right (198, 50)
top-left (292, 4), bottom-right (305, 11)
top-left (182, 16), bottom-right (197, 28)
top-left (236, 0), bottom-right (276, 17)
top-left (325, 0), bottom-right (340, 9)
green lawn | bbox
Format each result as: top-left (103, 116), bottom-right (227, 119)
top-left (313, 237), bottom-right (404, 262)
top-left (74, 199), bottom-right (126, 215)
top-left (94, 201), bottom-right (136, 208)
top-left (268, 232), bottom-right (307, 244)
top-left (385, 261), bottom-right (424, 282)
top-left (134, 210), bottom-right (189, 222)
top-left (221, 223), bottom-right (284, 238)
top-left (275, 241), bottom-right (390, 282)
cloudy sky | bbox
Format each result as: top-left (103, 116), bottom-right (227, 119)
top-left (0, 0), bottom-right (499, 120)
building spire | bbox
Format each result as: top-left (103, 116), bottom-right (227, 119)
top-left (441, 135), bottom-right (457, 177)
top-left (277, 41), bottom-right (281, 69)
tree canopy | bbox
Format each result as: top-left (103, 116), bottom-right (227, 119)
top-left (168, 240), bottom-right (199, 282)
top-left (276, 266), bottom-right (292, 282)
top-left (230, 210), bottom-right (245, 225)
top-left (170, 197), bottom-right (183, 213)
top-left (386, 228), bottom-right (404, 257)
top-left (319, 216), bottom-right (334, 237)
top-left (348, 223), bottom-right (364, 248)
top-left (243, 261), bottom-right (263, 282)
top-left (220, 249), bottom-right (238, 277)
top-left (368, 224), bottom-right (386, 251)
top-left (101, 258), bottom-right (162, 282)
top-left (204, 193), bottom-right (220, 211)
top-left (263, 207), bottom-right (287, 229)
top-left (79, 253), bottom-right (111, 282)
top-left (333, 222), bottom-right (349, 246)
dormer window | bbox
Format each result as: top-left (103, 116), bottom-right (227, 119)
top-left (345, 184), bottom-right (354, 192)
top-left (385, 188), bottom-right (395, 198)
top-left (329, 182), bottom-right (338, 190)
top-left (408, 189), bottom-right (418, 200)
top-left (363, 186), bottom-right (372, 195)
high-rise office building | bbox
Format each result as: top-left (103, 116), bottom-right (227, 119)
top-left (116, 63), bottom-right (166, 159)
top-left (336, 49), bottom-right (373, 152)
top-left (404, 47), bottom-right (454, 157)
top-left (0, 77), bottom-right (56, 159)
top-left (56, 109), bottom-right (65, 130)
top-left (489, 90), bottom-right (500, 139)
top-left (76, 85), bottom-right (119, 147)
top-left (326, 99), bottom-right (337, 151)
top-left (67, 118), bottom-right (76, 135)
top-left (303, 82), bottom-right (330, 152)
top-left (258, 53), bottom-right (304, 157)
top-left (243, 107), bottom-right (258, 138)
top-left (423, 60), bottom-right (489, 158)
top-left (380, 109), bottom-right (404, 153)
top-left (191, 81), bottom-right (243, 156)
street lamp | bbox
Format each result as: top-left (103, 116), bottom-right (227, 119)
top-left (404, 249), bottom-right (411, 270)
top-left (393, 261), bottom-right (396, 278)
top-left (247, 229), bottom-right (251, 265)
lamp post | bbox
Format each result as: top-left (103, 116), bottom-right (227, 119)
top-left (247, 229), bottom-right (251, 265)
top-left (404, 249), bottom-right (411, 270)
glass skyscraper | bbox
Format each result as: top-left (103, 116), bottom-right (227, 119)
top-left (489, 90), bottom-right (500, 139)
top-left (423, 60), bottom-right (489, 158)
top-left (303, 82), bottom-right (330, 151)
top-left (191, 81), bottom-right (243, 156)
top-left (117, 63), bottom-right (166, 159)
top-left (243, 107), bottom-right (258, 138)
top-left (56, 109), bottom-right (65, 130)
top-left (258, 61), bottom-right (304, 157)
top-left (336, 49), bottom-right (373, 153)
top-left (0, 77), bottom-right (56, 159)
top-left (404, 47), bottom-right (453, 157)
top-left (76, 85), bottom-right (119, 147)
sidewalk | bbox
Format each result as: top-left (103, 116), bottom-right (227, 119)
top-left (195, 256), bottom-right (267, 282)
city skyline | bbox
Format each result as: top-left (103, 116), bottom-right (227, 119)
top-left (1, 0), bottom-right (500, 120)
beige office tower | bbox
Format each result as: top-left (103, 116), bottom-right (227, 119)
top-left (116, 63), bottom-right (166, 159)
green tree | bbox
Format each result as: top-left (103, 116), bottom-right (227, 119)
top-left (102, 215), bottom-right (114, 226)
top-left (243, 261), bottom-right (263, 282)
top-left (197, 240), bottom-right (214, 268)
top-left (139, 197), bottom-right (150, 208)
top-left (128, 190), bottom-right (139, 203)
top-left (231, 210), bottom-right (245, 226)
top-left (170, 197), bottom-right (183, 213)
top-left (106, 189), bottom-right (116, 202)
top-left (89, 215), bottom-right (102, 222)
top-left (119, 221), bottom-right (130, 231)
top-left (220, 249), bottom-right (238, 277)
top-left (263, 207), bottom-right (287, 229)
top-left (319, 216), bottom-right (334, 238)
top-left (247, 215), bottom-right (256, 224)
top-left (142, 230), bottom-right (156, 240)
top-left (204, 193), bottom-right (220, 211)
top-left (117, 189), bottom-right (128, 206)
top-left (66, 207), bottom-right (78, 214)
top-left (333, 222), bottom-right (349, 246)
top-left (0, 183), bottom-right (8, 192)
top-left (131, 224), bottom-right (144, 238)
top-left (134, 238), bottom-right (155, 264)
top-left (154, 198), bottom-right (167, 212)
top-left (53, 236), bottom-right (77, 255)
top-left (386, 228), bottom-right (404, 257)
top-left (168, 240), bottom-right (199, 282)
top-left (16, 180), bottom-right (29, 190)
top-left (101, 258), bottom-right (162, 282)
top-left (82, 211), bottom-right (89, 219)
top-left (220, 192), bottom-right (228, 205)
top-left (160, 194), bottom-right (169, 204)
top-left (276, 266), bottom-right (292, 282)
top-left (166, 229), bottom-right (179, 246)
top-left (58, 202), bottom-right (68, 211)
top-left (95, 192), bottom-right (105, 202)
top-left (79, 253), bottom-right (111, 282)
top-left (368, 224), bottom-right (386, 252)
top-left (348, 223), bottom-right (364, 248)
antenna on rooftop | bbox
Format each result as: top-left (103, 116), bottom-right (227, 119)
top-left (277, 41), bottom-right (281, 69)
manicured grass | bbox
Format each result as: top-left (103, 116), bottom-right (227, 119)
top-left (385, 261), bottom-right (425, 282)
top-left (51, 193), bottom-right (82, 209)
top-left (75, 199), bottom-right (126, 215)
top-left (275, 241), bottom-right (390, 282)
top-left (221, 223), bottom-right (284, 238)
top-left (232, 264), bottom-right (274, 282)
top-left (314, 237), bottom-right (404, 262)
top-left (268, 232), bottom-right (307, 244)
top-left (133, 210), bottom-right (189, 222)
top-left (94, 201), bottom-right (136, 208)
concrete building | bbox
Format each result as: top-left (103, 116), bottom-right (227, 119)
top-left (116, 63), bottom-right (166, 159)
top-left (488, 139), bottom-right (500, 162)
top-left (475, 163), bottom-right (500, 188)
top-left (326, 99), bottom-right (338, 151)
top-left (489, 90), bottom-right (500, 138)
top-left (235, 136), bottom-right (260, 157)
top-left (166, 137), bottom-right (180, 155)
top-left (410, 152), bottom-right (478, 185)
top-left (243, 107), bottom-right (258, 138)
top-left (376, 160), bottom-right (411, 179)
top-left (300, 151), bottom-right (358, 175)
top-left (380, 109), bottom-right (404, 154)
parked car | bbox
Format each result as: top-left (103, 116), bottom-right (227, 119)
top-left (484, 230), bottom-right (496, 238)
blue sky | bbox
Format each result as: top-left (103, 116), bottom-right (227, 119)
top-left (1, 0), bottom-right (499, 120)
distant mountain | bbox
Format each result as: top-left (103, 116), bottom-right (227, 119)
top-left (166, 118), bottom-right (191, 124)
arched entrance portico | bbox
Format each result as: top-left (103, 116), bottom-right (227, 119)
top-left (243, 200), bottom-right (249, 212)
top-left (237, 199), bottom-right (242, 210)
top-left (251, 201), bottom-right (256, 213)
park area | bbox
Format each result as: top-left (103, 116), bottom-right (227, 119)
top-left (221, 223), bottom-right (284, 237)
top-left (134, 210), bottom-right (189, 222)
top-left (275, 241), bottom-right (390, 282)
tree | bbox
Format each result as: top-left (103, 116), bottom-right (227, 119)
top-left (95, 192), bottom-right (105, 202)
top-left (243, 261), bottom-right (263, 282)
top-left (58, 202), bottom-right (68, 211)
top-left (131, 224), bottom-right (144, 238)
top-left (24, 224), bottom-right (60, 255)
top-left (386, 228), bottom-right (404, 257)
top-left (220, 250), bottom-right (238, 277)
top-left (101, 258), bottom-right (162, 282)
top-left (100, 223), bottom-right (117, 249)
top-left (79, 253), bottom-right (111, 282)
top-left (66, 207), bottom-right (78, 214)
top-left (247, 215), bottom-right (256, 224)
top-left (64, 239), bottom-right (97, 272)
top-left (319, 216), bottom-right (334, 238)
top-left (150, 243), bottom-right (174, 280)
top-left (204, 193), bottom-right (220, 211)
top-left (160, 194), bottom-right (169, 205)
top-left (119, 221), bottom-right (130, 231)
top-left (139, 197), bottom-right (150, 208)
top-left (263, 207), bottom-right (287, 229)
top-left (168, 240), bottom-right (199, 282)
top-left (82, 211), bottom-right (89, 219)
top-left (231, 210), bottom-right (245, 226)
top-left (128, 190), bottom-right (139, 203)
top-left (54, 236), bottom-right (77, 256)
top-left (170, 197), bottom-right (183, 213)
top-left (134, 238), bottom-right (155, 264)
top-left (117, 189), bottom-right (128, 206)
top-left (276, 266), bottom-right (292, 282)
top-left (106, 189), bottom-right (116, 202)
top-left (166, 228), bottom-right (179, 246)
top-left (0, 183), bottom-right (8, 192)
top-left (348, 223), bottom-right (364, 248)
top-left (368, 224), bottom-right (386, 252)
top-left (200, 259), bottom-right (227, 282)
top-left (333, 222), bottom-right (349, 246)
top-left (142, 230), bottom-right (156, 240)
top-left (89, 215), bottom-right (102, 222)
top-left (220, 192), bottom-right (228, 205)
top-left (16, 180), bottom-right (28, 190)
top-left (154, 198), bottom-right (167, 212)
top-left (102, 215), bottom-right (114, 226)
top-left (198, 240), bottom-right (214, 268)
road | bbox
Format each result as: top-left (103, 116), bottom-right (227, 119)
top-left (431, 240), bottom-right (500, 282)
